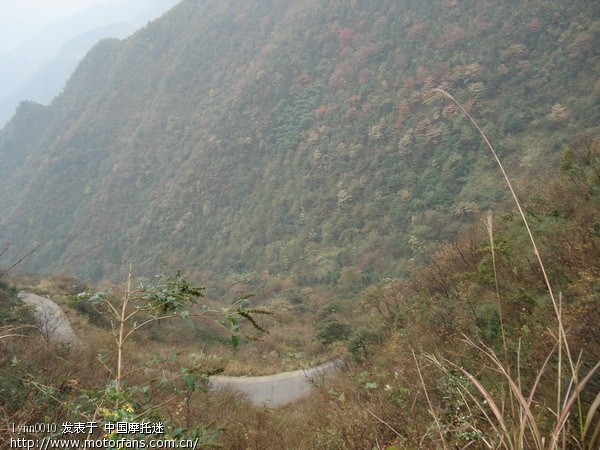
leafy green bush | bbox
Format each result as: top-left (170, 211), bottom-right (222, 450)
top-left (316, 318), bottom-right (351, 345)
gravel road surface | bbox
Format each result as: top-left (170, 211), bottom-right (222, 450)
top-left (18, 292), bottom-right (83, 346)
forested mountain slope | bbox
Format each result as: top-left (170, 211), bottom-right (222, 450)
top-left (0, 0), bottom-right (598, 287)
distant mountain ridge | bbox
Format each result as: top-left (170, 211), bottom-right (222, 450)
top-left (0, 0), bottom-right (181, 126)
top-left (0, 0), bottom-right (598, 289)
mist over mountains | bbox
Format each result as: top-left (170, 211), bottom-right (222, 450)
top-left (0, 0), bottom-right (598, 289)
top-left (0, 0), bottom-right (181, 127)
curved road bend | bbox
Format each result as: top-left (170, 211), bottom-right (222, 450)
top-left (210, 358), bottom-right (343, 407)
top-left (18, 292), bottom-right (342, 407)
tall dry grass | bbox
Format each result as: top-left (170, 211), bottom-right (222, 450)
top-left (416, 89), bottom-right (600, 448)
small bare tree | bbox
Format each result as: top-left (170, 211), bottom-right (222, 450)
top-left (34, 302), bottom-right (62, 348)
top-left (77, 266), bottom-right (268, 392)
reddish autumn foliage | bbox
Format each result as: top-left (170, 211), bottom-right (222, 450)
top-left (338, 27), bottom-right (355, 47)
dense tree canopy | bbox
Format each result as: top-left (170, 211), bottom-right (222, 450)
top-left (0, 0), bottom-right (598, 293)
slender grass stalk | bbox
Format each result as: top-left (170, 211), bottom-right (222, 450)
top-left (366, 409), bottom-right (403, 440)
top-left (485, 213), bottom-right (508, 360)
top-left (444, 336), bottom-right (561, 449)
top-left (0, 324), bottom-right (37, 339)
top-left (429, 353), bottom-right (500, 448)
top-left (582, 390), bottom-right (600, 447)
top-left (424, 88), bottom-right (576, 420)
top-left (423, 88), bottom-right (599, 447)
top-left (550, 360), bottom-right (600, 448)
top-left (115, 264), bottom-right (133, 393)
top-left (412, 349), bottom-right (448, 449)
top-left (423, 89), bottom-right (557, 305)
top-left (485, 211), bottom-right (517, 436)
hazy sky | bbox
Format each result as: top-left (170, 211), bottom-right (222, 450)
top-left (0, 0), bottom-right (122, 55)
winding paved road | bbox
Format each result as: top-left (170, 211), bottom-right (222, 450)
top-left (18, 292), bottom-right (342, 407)
top-left (210, 358), bottom-right (342, 407)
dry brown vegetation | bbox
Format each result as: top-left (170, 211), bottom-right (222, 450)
top-left (1, 135), bottom-right (599, 449)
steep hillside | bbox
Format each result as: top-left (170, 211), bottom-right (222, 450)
top-left (1, 0), bottom-right (598, 288)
